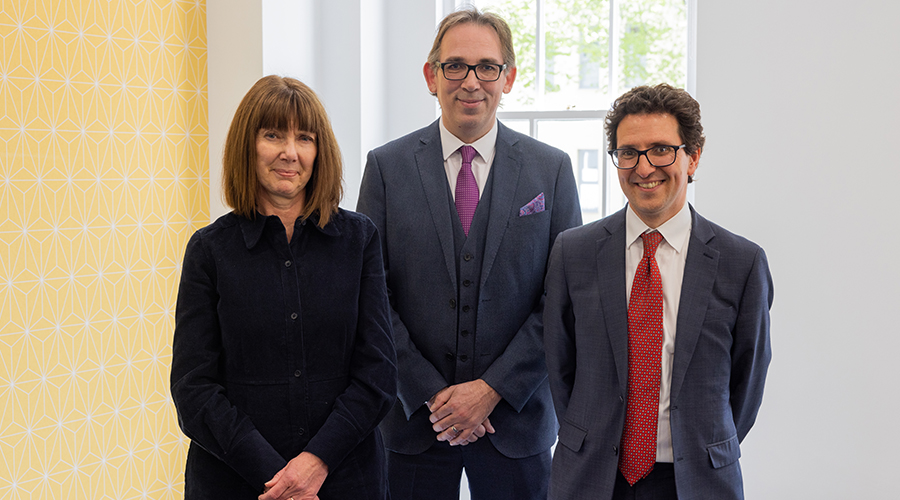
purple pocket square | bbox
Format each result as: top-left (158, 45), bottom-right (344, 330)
top-left (519, 192), bottom-right (545, 216)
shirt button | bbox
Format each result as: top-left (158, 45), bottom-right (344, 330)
top-left (449, 299), bottom-right (457, 309)
top-left (291, 312), bottom-right (298, 320)
top-left (298, 428), bottom-right (305, 436)
top-left (285, 260), bottom-right (292, 267)
top-left (294, 370), bottom-right (302, 377)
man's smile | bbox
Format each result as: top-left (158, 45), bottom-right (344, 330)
top-left (636, 179), bottom-right (664, 189)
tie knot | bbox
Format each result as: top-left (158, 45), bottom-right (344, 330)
top-left (459, 145), bottom-right (477, 164)
top-left (640, 231), bottom-right (663, 257)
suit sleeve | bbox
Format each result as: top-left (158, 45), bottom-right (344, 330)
top-left (170, 232), bottom-right (286, 491)
top-left (730, 246), bottom-right (773, 442)
top-left (357, 150), bottom-right (450, 418)
top-left (480, 151), bottom-right (583, 412)
top-left (543, 231), bottom-right (577, 422)
top-left (304, 220), bottom-right (398, 469)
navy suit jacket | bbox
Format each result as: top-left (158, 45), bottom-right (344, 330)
top-left (357, 120), bottom-right (582, 458)
top-left (543, 205), bottom-right (772, 500)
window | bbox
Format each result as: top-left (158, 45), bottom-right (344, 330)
top-left (578, 149), bottom-right (601, 210)
top-left (455, 0), bottom-right (693, 222)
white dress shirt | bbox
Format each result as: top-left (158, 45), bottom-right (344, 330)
top-left (439, 118), bottom-right (498, 200)
top-left (624, 202), bottom-right (692, 463)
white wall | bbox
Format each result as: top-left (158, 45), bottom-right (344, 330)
top-left (262, 0), bottom-right (317, 86)
top-left (207, 0), bottom-right (263, 220)
top-left (696, 1), bottom-right (900, 497)
top-left (208, 0), bottom-right (436, 216)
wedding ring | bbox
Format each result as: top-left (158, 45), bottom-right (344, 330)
top-left (451, 426), bottom-right (460, 435)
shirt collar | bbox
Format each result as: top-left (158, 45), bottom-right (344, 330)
top-left (238, 210), bottom-right (340, 249)
top-left (439, 118), bottom-right (498, 163)
top-left (625, 201), bottom-right (692, 253)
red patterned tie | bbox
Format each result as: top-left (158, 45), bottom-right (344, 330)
top-left (619, 231), bottom-right (664, 485)
top-left (455, 145), bottom-right (478, 236)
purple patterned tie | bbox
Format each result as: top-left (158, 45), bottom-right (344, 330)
top-left (455, 145), bottom-right (479, 236)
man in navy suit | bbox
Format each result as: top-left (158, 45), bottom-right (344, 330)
top-left (543, 84), bottom-right (772, 500)
top-left (357, 7), bottom-right (581, 500)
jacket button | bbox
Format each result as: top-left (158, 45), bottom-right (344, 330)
top-left (458, 354), bottom-right (468, 362)
top-left (298, 428), bottom-right (305, 436)
top-left (463, 279), bottom-right (472, 287)
top-left (445, 353), bottom-right (455, 360)
top-left (294, 370), bottom-right (302, 377)
top-left (290, 312), bottom-right (298, 320)
top-left (461, 330), bottom-right (469, 337)
top-left (464, 253), bottom-right (473, 262)
top-left (285, 260), bottom-right (292, 267)
top-left (462, 305), bottom-right (470, 312)
top-left (613, 446), bottom-right (618, 455)
top-left (449, 299), bottom-right (456, 309)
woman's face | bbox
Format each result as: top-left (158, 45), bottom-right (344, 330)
top-left (255, 126), bottom-right (317, 211)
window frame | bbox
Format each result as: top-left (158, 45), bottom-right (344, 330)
top-left (448, 0), bottom-right (698, 219)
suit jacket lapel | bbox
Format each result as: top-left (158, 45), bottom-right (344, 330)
top-left (670, 207), bottom-right (720, 403)
top-left (415, 121), bottom-right (458, 289)
top-left (480, 122), bottom-right (520, 285)
top-left (597, 209), bottom-right (630, 393)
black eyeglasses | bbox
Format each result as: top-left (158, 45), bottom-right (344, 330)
top-left (608, 145), bottom-right (686, 170)
top-left (439, 62), bottom-right (508, 82)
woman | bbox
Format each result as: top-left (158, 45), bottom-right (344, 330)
top-left (171, 75), bottom-right (397, 500)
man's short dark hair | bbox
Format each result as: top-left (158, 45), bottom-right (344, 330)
top-left (605, 83), bottom-right (706, 157)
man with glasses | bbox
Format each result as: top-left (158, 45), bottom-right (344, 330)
top-left (543, 84), bottom-right (773, 500)
top-left (357, 7), bottom-right (581, 500)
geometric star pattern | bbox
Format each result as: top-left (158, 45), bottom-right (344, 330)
top-left (0, 1), bottom-right (206, 497)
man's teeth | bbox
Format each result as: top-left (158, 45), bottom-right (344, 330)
top-left (638, 181), bottom-right (662, 188)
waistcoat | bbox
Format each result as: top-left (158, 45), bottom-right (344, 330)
top-left (448, 169), bottom-right (495, 384)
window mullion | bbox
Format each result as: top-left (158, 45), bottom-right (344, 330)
top-left (608, 0), bottom-right (620, 100)
top-left (535, 0), bottom-right (546, 109)
top-left (686, 0), bottom-right (698, 95)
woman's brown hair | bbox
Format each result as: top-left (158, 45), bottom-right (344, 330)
top-left (222, 75), bottom-right (343, 226)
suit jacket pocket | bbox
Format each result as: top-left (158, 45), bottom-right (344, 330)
top-left (557, 419), bottom-right (588, 453)
top-left (510, 207), bottom-right (550, 227)
top-left (706, 434), bottom-right (741, 469)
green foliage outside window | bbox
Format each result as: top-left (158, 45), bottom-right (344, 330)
top-left (474, 0), bottom-right (687, 109)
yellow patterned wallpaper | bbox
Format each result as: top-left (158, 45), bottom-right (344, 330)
top-left (0, 0), bottom-right (207, 497)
